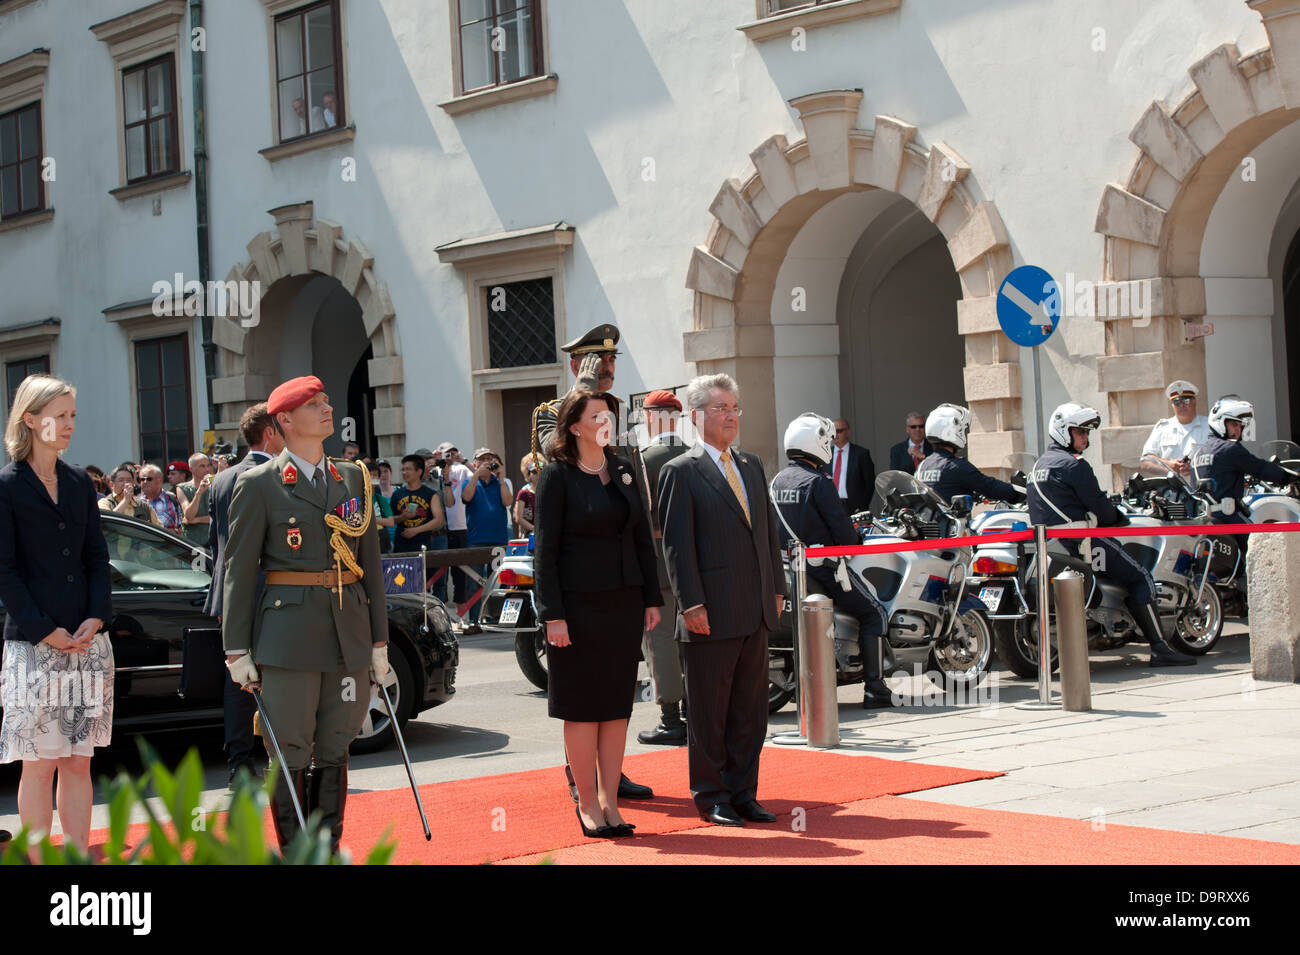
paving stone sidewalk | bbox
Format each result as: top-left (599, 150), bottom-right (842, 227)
top-left (776, 623), bottom-right (1300, 844)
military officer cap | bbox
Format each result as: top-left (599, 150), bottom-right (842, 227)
top-left (1166, 380), bottom-right (1199, 399)
top-left (268, 375), bottom-right (324, 414)
top-left (561, 324), bottom-right (620, 356)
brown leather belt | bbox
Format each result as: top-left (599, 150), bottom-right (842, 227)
top-left (264, 570), bottom-right (359, 587)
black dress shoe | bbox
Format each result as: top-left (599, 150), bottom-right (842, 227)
top-left (1149, 643), bottom-right (1197, 667)
top-left (732, 799), bottom-right (776, 822)
top-left (637, 721), bottom-right (687, 745)
top-left (576, 808), bottom-right (617, 839)
top-left (699, 803), bottom-right (745, 826)
top-left (618, 774), bottom-right (654, 799)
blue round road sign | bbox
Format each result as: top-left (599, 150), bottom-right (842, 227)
top-left (996, 265), bottom-right (1061, 347)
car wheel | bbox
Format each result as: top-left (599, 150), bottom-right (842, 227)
top-left (351, 643), bottom-right (414, 755)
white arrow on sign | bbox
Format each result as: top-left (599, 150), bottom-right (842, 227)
top-left (1002, 281), bottom-right (1054, 333)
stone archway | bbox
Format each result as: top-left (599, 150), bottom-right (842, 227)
top-left (1093, 0), bottom-right (1300, 485)
top-left (685, 90), bottom-right (1023, 473)
top-left (210, 201), bottom-right (406, 456)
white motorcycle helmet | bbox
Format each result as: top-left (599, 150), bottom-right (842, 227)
top-left (784, 412), bottom-right (835, 467)
top-left (925, 403), bottom-right (971, 450)
top-left (1048, 402), bottom-right (1101, 450)
top-left (1208, 395), bottom-right (1256, 441)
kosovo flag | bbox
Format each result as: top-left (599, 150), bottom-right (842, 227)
top-left (383, 554), bottom-right (425, 595)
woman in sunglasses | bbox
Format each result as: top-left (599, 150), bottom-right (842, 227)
top-left (514, 452), bottom-right (546, 535)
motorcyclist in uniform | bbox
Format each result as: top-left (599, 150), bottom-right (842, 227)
top-left (915, 403), bottom-right (1025, 505)
top-left (1190, 396), bottom-right (1297, 548)
top-left (771, 413), bottom-right (893, 708)
top-left (1027, 402), bottom-right (1195, 667)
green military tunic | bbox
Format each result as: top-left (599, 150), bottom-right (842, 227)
top-left (222, 449), bottom-right (386, 671)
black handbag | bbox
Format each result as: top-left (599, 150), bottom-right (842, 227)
top-left (179, 627), bottom-right (228, 701)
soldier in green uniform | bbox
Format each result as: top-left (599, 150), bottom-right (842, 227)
top-left (532, 324), bottom-right (623, 458)
top-left (222, 375), bottom-right (389, 852)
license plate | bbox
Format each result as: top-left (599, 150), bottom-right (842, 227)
top-left (977, 585), bottom-right (1004, 613)
top-left (499, 597), bottom-right (523, 625)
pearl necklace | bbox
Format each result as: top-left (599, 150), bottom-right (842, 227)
top-left (577, 456), bottom-right (607, 475)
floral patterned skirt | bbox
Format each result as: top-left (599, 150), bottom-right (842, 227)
top-left (0, 632), bottom-right (114, 763)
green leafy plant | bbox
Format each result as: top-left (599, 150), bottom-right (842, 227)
top-left (1, 740), bottom-right (395, 865)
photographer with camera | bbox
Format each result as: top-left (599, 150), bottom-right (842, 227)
top-left (98, 464), bottom-right (162, 526)
top-left (461, 447), bottom-right (513, 624)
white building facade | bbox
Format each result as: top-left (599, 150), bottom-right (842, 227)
top-left (2, 0), bottom-right (1299, 486)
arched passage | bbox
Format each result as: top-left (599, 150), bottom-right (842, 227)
top-left (1093, 1), bottom-right (1300, 483)
top-left (685, 90), bottom-right (1023, 474)
top-left (209, 201), bottom-right (407, 456)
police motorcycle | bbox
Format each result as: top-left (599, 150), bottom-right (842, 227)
top-left (968, 453), bottom-right (1225, 677)
top-left (1188, 399), bottom-right (1300, 616)
top-left (768, 469), bottom-right (995, 710)
top-left (478, 537), bottom-right (550, 690)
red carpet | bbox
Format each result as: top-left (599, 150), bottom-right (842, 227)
top-left (76, 747), bottom-right (1299, 863)
top-left (340, 747), bottom-right (1000, 863)
top-left (76, 747), bottom-right (996, 863)
top-left (499, 795), bottom-right (1300, 865)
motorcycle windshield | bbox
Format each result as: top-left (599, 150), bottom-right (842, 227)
top-left (1261, 440), bottom-right (1300, 468)
top-left (872, 469), bottom-right (948, 520)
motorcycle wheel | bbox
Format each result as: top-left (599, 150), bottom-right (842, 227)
top-left (515, 627), bottom-right (549, 691)
top-left (928, 607), bottom-right (994, 686)
top-left (994, 615), bottom-right (1059, 679)
top-left (1170, 585), bottom-right (1223, 655)
top-left (768, 650), bottom-right (795, 714)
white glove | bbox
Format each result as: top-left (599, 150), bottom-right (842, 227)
top-left (576, 353), bottom-right (602, 391)
top-left (370, 645), bottom-right (390, 684)
top-left (226, 653), bottom-right (259, 687)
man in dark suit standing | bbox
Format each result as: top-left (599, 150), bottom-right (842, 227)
top-left (658, 374), bottom-right (786, 826)
top-left (829, 417), bottom-right (875, 515)
top-left (632, 389), bottom-right (689, 745)
top-left (889, 411), bottom-right (932, 474)
top-left (204, 402), bottom-right (283, 785)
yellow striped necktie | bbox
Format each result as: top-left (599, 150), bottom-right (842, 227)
top-left (719, 449), bottom-right (751, 526)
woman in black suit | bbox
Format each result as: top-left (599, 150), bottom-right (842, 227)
top-left (0, 375), bottom-right (113, 857)
top-left (536, 389), bottom-right (661, 837)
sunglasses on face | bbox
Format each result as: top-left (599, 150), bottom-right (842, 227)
top-left (907, 424), bottom-right (925, 430)
top-left (835, 427), bottom-right (848, 434)
top-left (1171, 396), bottom-right (1195, 406)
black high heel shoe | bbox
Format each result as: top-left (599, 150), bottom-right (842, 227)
top-left (610, 822), bottom-right (636, 837)
top-left (576, 807), bottom-right (617, 839)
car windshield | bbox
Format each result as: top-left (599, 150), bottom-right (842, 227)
top-left (103, 517), bottom-right (212, 591)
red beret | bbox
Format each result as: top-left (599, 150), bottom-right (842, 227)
top-left (268, 375), bottom-right (324, 415)
top-left (166, 460), bottom-right (191, 475)
top-left (643, 389), bottom-right (681, 412)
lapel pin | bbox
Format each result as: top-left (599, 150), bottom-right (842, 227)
top-left (622, 473), bottom-right (632, 485)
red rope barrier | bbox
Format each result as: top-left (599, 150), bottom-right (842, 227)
top-left (803, 520), bottom-right (1300, 559)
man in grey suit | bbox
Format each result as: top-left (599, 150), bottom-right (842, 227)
top-left (658, 374), bottom-right (786, 826)
top-left (204, 403), bottom-right (283, 784)
top-left (632, 389), bottom-right (689, 745)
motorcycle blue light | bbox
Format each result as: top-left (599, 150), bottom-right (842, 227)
top-left (1011, 521), bottom-right (1027, 532)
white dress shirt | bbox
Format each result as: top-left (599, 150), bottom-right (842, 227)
top-left (1142, 415), bottom-right (1210, 463)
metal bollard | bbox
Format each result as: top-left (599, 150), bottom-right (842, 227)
top-left (798, 595), bottom-right (839, 749)
top-left (1052, 570), bottom-right (1091, 711)
top-left (1017, 524), bottom-right (1062, 710)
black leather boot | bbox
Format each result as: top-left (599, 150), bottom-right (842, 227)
top-left (270, 767), bottom-right (310, 851)
top-left (861, 633), bottom-right (894, 708)
top-left (310, 763), bottom-right (348, 854)
top-left (637, 701), bottom-right (687, 745)
top-left (1128, 599), bottom-right (1196, 667)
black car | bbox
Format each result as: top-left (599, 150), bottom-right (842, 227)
top-left (0, 512), bottom-right (457, 755)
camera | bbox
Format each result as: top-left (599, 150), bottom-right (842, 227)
top-left (488, 461), bottom-right (500, 472)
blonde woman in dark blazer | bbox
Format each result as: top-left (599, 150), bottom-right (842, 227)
top-left (0, 375), bottom-right (113, 857)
